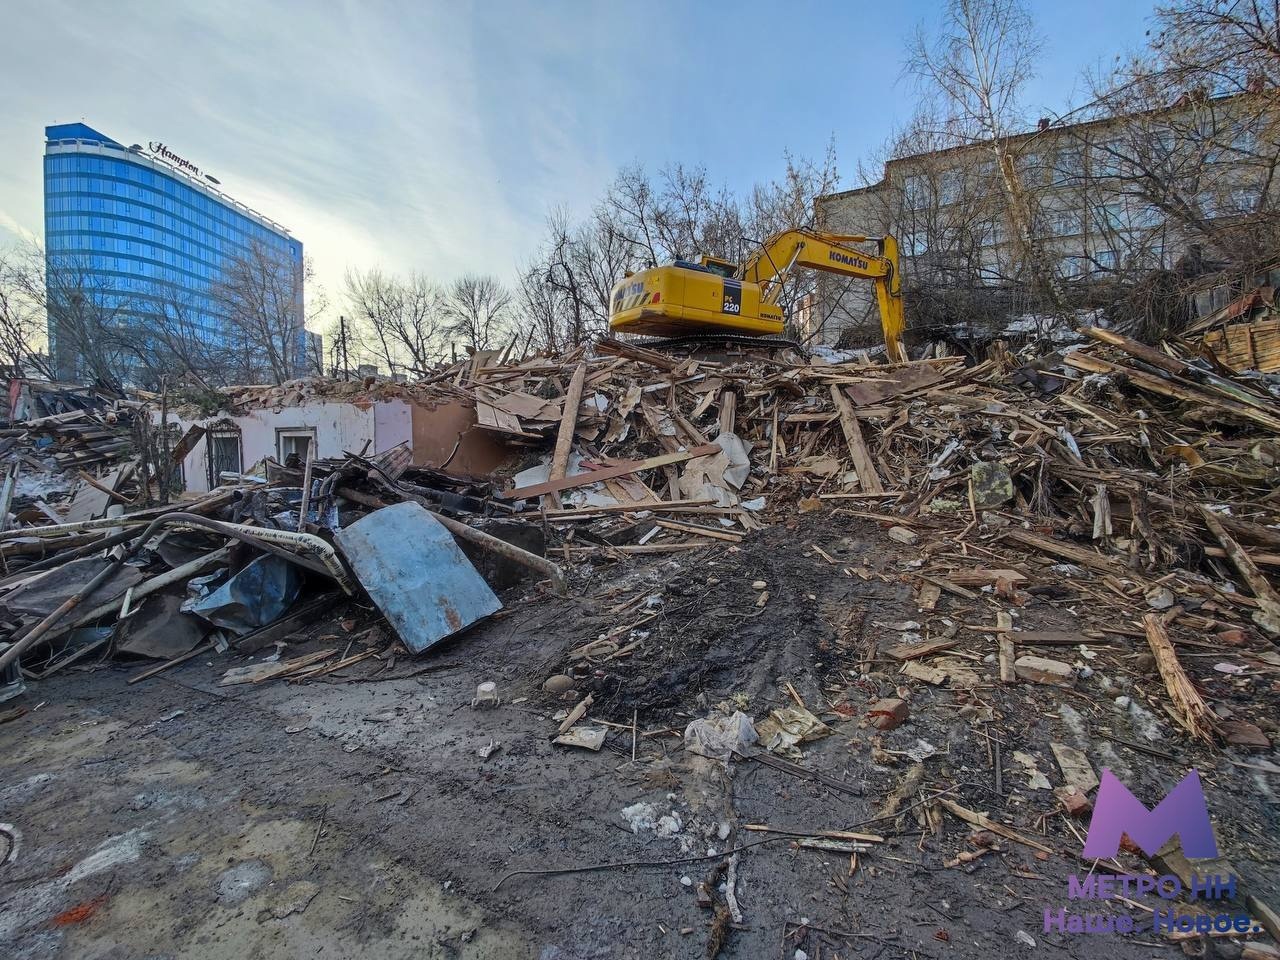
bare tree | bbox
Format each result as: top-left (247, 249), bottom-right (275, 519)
top-left (345, 268), bottom-right (447, 374)
top-left (521, 145), bottom-right (842, 346)
top-left (907, 0), bottom-right (1068, 317)
top-left (442, 274), bottom-right (513, 351)
top-left (5, 242), bottom-right (139, 386)
top-left (212, 239), bottom-right (323, 384)
top-left (1066, 0), bottom-right (1280, 333)
top-left (0, 248), bottom-right (54, 378)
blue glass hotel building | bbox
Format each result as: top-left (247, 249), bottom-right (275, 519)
top-left (43, 122), bottom-right (304, 381)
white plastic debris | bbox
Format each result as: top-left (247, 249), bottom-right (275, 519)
top-left (683, 711), bottom-right (758, 764)
top-left (471, 681), bottom-right (499, 709)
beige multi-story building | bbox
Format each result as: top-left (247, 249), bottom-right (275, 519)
top-left (813, 92), bottom-right (1276, 348)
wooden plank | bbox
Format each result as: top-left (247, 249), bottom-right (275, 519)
top-left (1063, 351), bottom-right (1280, 432)
top-left (997, 610), bottom-right (1016, 683)
top-left (1002, 528), bottom-right (1130, 577)
top-left (566, 543), bottom-right (705, 556)
top-left (718, 387), bottom-right (737, 435)
top-left (76, 469), bottom-right (132, 506)
top-left (1050, 742), bottom-right (1099, 793)
top-left (1011, 630), bottom-right (1086, 646)
top-left (884, 637), bottom-right (959, 661)
top-left (218, 649), bottom-right (337, 686)
top-left (127, 640), bottom-right (215, 685)
top-left (170, 425), bottom-right (206, 464)
top-left (918, 574), bottom-right (980, 601)
top-left (1205, 546), bottom-right (1280, 567)
top-left (945, 568), bottom-right (1028, 587)
top-left (1081, 326), bottom-right (1184, 375)
top-left (1199, 506), bottom-right (1280, 634)
top-left (844, 365), bottom-right (944, 406)
top-left (654, 519), bottom-right (743, 542)
top-left (828, 385), bottom-right (884, 494)
top-left (234, 593), bottom-right (343, 654)
top-left (545, 362), bottom-right (587, 509)
top-left (499, 444), bottom-right (719, 500)
top-left (543, 498), bottom-right (716, 518)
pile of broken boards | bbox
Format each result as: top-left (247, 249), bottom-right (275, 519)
top-left (1, 382), bottom-right (145, 537)
top-left (0, 450), bottom-right (562, 697)
top-left (431, 328), bottom-right (1280, 747)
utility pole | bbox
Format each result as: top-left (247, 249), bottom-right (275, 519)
top-left (336, 314), bottom-right (351, 380)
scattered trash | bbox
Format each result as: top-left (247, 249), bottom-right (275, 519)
top-left (867, 698), bottom-right (910, 731)
top-left (621, 802), bottom-right (683, 837)
top-left (905, 738), bottom-right (938, 763)
top-left (471, 681), bottom-right (500, 709)
top-left (553, 726), bottom-right (606, 751)
top-left (683, 711), bottom-right (758, 763)
top-left (756, 706), bottom-right (832, 758)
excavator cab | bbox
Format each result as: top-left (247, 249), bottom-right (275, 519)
top-left (698, 256), bottom-right (738, 279)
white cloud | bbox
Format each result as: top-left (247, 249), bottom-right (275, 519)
top-left (0, 0), bottom-right (615, 323)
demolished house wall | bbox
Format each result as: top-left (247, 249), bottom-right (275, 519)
top-left (170, 400), bottom-right (405, 492)
top-left (168, 395), bottom-right (510, 492)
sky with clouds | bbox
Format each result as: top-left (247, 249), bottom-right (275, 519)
top-left (0, 0), bottom-right (1160, 320)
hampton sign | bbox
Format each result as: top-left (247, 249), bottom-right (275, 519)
top-left (147, 142), bottom-right (199, 176)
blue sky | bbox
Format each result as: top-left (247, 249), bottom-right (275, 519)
top-left (0, 0), bottom-right (1160, 311)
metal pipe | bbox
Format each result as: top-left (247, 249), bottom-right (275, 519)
top-left (297, 441), bottom-right (316, 532)
top-left (0, 526), bottom-right (140, 582)
top-left (0, 489), bottom-right (239, 541)
top-left (194, 518), bottom-right (354, 592)
top-left (0, 514), bottom-right (154, 539)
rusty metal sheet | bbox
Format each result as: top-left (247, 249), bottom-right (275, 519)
top-left (334, 501), bottom-right (500, 653)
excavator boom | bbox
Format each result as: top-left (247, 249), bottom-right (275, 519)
top-left (608, 228), bottom-right (906, 362)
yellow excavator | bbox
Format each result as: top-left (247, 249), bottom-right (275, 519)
top-left (608, 228), bottom-right (907, 363)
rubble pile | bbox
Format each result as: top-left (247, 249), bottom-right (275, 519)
top-left (3, 322), bottom-right (1280, 954)
top-left (4, 325), bottom-right (1280, 700)
top-left (1, 383), bottom-right (144, 541)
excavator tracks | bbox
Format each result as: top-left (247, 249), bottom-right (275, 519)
top-left (628, 332), bottom-right (805, 354)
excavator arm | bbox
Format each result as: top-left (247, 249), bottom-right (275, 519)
top-left (738, 229), bottom-right (906, 363)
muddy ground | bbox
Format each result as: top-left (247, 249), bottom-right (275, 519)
top-left (2, 514), bottom-right (1278, 959)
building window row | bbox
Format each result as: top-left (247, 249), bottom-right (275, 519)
top-left (42, 212), bottom-right (283, 276)
top-left (46, 248), bottom-right (235, 297)
top-left (45, 154), bottom-right (290, 243)
top-left (44, 173), bottom-right (297, 254)
top-left (52, 275), bottom-right (225, 332)
top-left (45, 194), bottom-right (295, 263)
top-left (47, 231), bottom-right (226, 284)
top-left (46, 217), bottom-right (230, 274)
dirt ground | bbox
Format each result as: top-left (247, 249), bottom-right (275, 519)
top-left (2, 514), bottom-right (1278, 959)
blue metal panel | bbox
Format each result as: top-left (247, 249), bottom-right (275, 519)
top-left (45, 122), bottom-right (119, 145)
top-left (334, 503), bottom-right (502, 654)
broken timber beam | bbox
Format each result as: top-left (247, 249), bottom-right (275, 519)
top-left (828, 385), bottom-right (884, 494)
top-left (500, 444), bottom-right (719, 500)
top-left (544, 361), bottom-right (587, 510)
top-left (1142, 613), bottom-right (1220, 744)
top-left (1198, 505), bottom-right (1280, 635)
